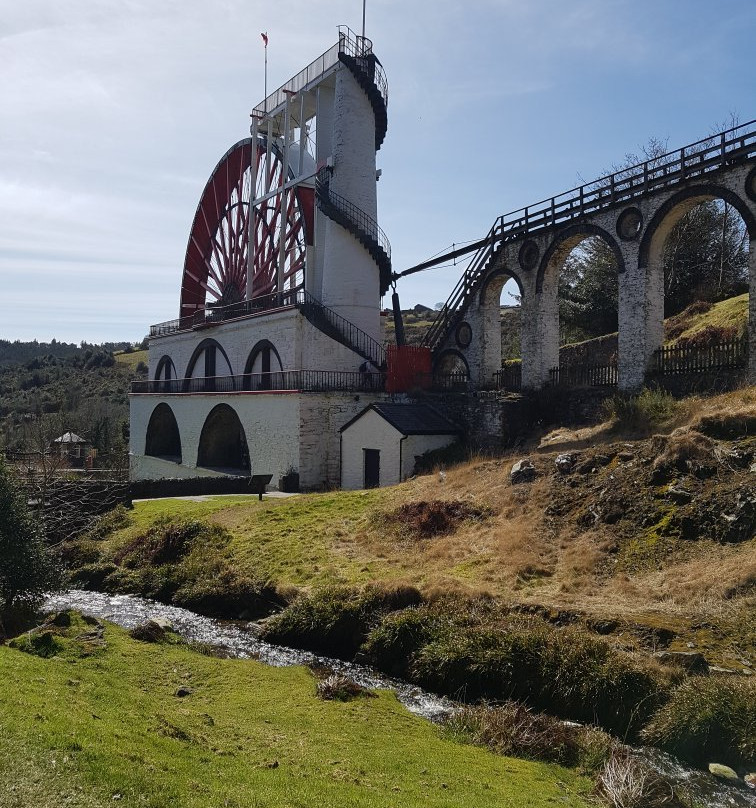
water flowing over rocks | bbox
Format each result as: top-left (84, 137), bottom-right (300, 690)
top-left (44, 590), bottom-right (453, 722)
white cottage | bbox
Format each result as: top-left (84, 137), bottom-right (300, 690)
top-left (340, 402), bottom-right (461, 489)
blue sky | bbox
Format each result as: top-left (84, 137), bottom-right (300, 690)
top-left (1, 0), bottom-right (753, 342)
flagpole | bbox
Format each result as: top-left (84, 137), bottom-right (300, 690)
top-left (263, 33), bottom-right (268, 112)
top-left (361, 0), bottom-right (366, 43)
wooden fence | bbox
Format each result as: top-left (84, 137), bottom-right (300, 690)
top-left (651, 336), bottom-right (747, 375)
top-left (493, 364), bottom-right (522, 391)
top-left (548, 363), bottom-right (618, 388)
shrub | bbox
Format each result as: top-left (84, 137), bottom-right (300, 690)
top-left (594, 748), bottom-right (681, 808)
top-left (114, 517), bottom-right (217, 567)
top-left (410, 621), bottom-right (668, 737)
top-left (361, 606), bottom-right (447, 676)
top-left (641, 676), bottom-right (756, 769)
top-left (0, 459), bottom-right (60, 624)
top-left (261, 584), bottom-right (422, 660)
top-left (604, 388), bottom-right (678, 433)
top-left (9, 630), bottom-right (64, 659)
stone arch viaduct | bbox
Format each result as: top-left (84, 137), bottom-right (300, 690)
top-left (422, 120), bottom-right (756, 391)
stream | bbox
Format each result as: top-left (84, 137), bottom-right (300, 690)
top-left (44, 590), bottom-right (755, 808)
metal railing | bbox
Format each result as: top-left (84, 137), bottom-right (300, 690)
top-left (131, 369), bottom-right (385, 395)
top-left (423, 118), bottom-right (756, 353)
top-left (316, 169), bottom-right (391, 264)
top-left (150, 288), bottom-right (303, 337)
top-left (299, 291), bottom-right (386, 367)
top-left (149, 287), bottom-right (384, 367)
top-left (250, 26), bottom-right (386, 119)
top-left (337, 26), bottom-right (389, 112)
top-left (422, 220), bottom-right (499, 350)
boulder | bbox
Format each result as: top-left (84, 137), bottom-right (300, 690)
top-left (744, 773), bottom-right (755, 789)
top-left (175, 686), bottom-right (193, 698)
top-left (555, 453), bottom-right (575, 474)
top-left (511, 458), bottom-right (536, 484)
top-left (150, 617), bottom-right (174, 632)
top-left (653, 650), bottom-right (709, 674)
top-left (708, 763), bottom-right (739, 781)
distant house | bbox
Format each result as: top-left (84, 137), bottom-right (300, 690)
top-left (340, 403), bottom-right (461, 489)
top-left (51, 432), bottom-right (90, 467)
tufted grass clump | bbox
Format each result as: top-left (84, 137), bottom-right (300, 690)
top-left (641, 676), bottom-right (756, 770)
top-left (260, 583), bottom-right (422, 660)
top-left (604, 388), bottom-right (679, 434)
top-left (445, 702), bottom-right (615, 773)
top-left (315, 673), bottom-right (374, 702)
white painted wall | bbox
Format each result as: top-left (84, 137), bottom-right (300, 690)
top-left (340, 409), bottom-right (456, 490)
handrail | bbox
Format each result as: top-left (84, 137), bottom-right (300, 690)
top-left (251, 26), bottom-right (386, 119)
top-left (422, 221), bottom-right (498, 349)
top-left (492, 118), bottom-right (755, 241)
top-left (132, 369), bottom-right (385, 395)
top-left (150, 288), bottom-right (303, 336)
top-left (149, 286), bottom-right (385, 366)
top-left (423, 118), bottom-right (756, 353)
top-left (315, 169), bottom-right (391, 262)
top-left (300, 290), bottom-right (386, 367)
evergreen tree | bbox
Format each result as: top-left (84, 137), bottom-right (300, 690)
top-left (0, 459), bottom-right (59, 624)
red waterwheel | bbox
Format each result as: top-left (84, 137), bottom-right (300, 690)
top-left (180, 138), bottom-right (313, 320)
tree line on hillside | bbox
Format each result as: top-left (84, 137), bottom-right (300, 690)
top-left (0, 346), bottom-right (147, 454)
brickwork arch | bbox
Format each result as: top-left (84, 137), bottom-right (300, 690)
top-left (145, 403), bottom-right (182, 462)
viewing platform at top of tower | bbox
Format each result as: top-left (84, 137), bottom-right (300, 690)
top-left (250, 26), bottom-right (388, 127)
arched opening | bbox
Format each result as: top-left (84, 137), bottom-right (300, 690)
top-left (197, 404), bottom-right (250, 472)
top-left (538, 226), bottom-right (622, 385)
top-left (145, 403), bottom-right (182, 463)
top-left (243, 340), bottom-right (283, 391)
top-left (641, 185), bottom-right (754, 378)
top-left (479, 269), bottom-right (524, 390)
top-left (184, 339), bottom-right (234, 392)
top-left (434, 349), bottom-right (469, 389)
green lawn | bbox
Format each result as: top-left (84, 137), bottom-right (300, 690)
top-left (0, 615), bottom-right (592, 808)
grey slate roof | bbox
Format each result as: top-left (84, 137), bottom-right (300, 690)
top-left (340, 403), bottom-right (462, 436)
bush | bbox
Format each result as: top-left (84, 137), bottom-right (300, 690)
top-left (410, 621), bottom-right (668, 736)
top-left (361, 606), bottom-right (447, 676)
top-left (0, 460), bottom-right (59, 624)
top-left (594, 748), bottom-right (681, 808)
top-left (641, 676), bottom-right (756, 769)
top-left (382, 500), bottom-right (491, 539)
top-left (261, 583), bottom-right (422, 660)
top-left (114, 517), bottom-right (216, 567)
top-left (604, 388), bottom-right (678, 433)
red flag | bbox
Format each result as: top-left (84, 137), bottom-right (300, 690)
top-left (261, 32), bottom-right (268, 47)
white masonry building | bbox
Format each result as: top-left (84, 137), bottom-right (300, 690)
top-left (129, 29), bottom-right (396, 491)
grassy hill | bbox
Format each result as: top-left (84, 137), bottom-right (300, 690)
top-left (1, 613), bottom-right (591, 808)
